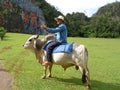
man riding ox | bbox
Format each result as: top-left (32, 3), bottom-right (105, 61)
top-left (41, 15), bottom-right (67, 65)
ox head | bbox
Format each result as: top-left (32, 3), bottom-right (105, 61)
top-left (23, 35), bottom-right (40, 49)
top-left (23, 34), bottom-right (56, 50)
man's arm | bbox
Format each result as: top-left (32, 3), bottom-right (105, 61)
top-left (46, 26), bottom-right (63, 33)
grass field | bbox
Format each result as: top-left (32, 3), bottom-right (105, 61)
top-left (0, 33), bottom-right (120, 90)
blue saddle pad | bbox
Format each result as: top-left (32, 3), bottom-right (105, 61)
top-left (43, 41), bottom-right (73, 53)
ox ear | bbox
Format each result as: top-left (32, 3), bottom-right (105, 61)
top-left (34, 35), bottom-right (39, 39)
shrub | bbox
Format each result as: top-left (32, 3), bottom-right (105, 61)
top-left (0, 27), bottom-right (6, 40)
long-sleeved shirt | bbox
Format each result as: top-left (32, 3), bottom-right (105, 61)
top-left (46, 23), bottom-right (67, 43)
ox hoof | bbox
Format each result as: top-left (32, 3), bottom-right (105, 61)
top-left (41, 76), bottom-right (46, 79)
top-left (75, 66), bottom-right (79, 70)
top-left (87, 85), bottom-right (91, 90)
top-left (47, 75), bottom-right (52, 78)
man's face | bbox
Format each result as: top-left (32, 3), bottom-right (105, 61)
top-left (56, 19), bottom-right (62, 24)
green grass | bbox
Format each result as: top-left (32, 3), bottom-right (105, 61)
top-left (0, 33), bottom-right (120, 90)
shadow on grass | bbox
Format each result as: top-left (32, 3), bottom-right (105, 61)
top-left (53, 77), bottom-right (120, 90)
top-left (91, 80), bottom-right (120, 90)
top-left (1, 35), bottom-right (12, 41)
top-left (54, 77), bottom-right (83, 85)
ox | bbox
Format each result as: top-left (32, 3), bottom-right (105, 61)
top-left (23, 34), bottom-right (91, 89)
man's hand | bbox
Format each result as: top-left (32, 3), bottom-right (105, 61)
top-left (40, 25), bottom-right (47, 30)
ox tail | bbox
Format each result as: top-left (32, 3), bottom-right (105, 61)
top-left (83, 47), bottom-right (88, 64)
top-left (82, 46), bottom-right (88, 69)
top-left (82, 69), bottom-right (86, 83)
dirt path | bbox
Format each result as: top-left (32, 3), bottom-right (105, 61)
top-left (0, 46), bottom-right (30, 90)
top-left (0, 46), bottom-right (13, 90)
top-left (0, 61), bottom-right (12, 90)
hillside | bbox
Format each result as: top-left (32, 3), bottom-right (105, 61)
top-left (87, 1), bottom-right (120, 38)
top-left (95, 1), bottom-right (120, 17)
top-left (0, 1), bottom-right (120, 38)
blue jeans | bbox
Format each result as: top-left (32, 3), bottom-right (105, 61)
top-left (46, 41), bottom-right (61, 62)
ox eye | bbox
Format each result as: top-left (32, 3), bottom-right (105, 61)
top-left (29, 39), bottom-right (32, 42)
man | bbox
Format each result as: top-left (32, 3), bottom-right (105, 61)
top-left (41, 15), bottom-right (67, 65)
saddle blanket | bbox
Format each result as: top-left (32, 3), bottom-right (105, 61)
top-left (43, 41), bottom-right (73, 53)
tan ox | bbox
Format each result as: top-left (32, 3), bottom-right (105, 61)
top-left (23, 35), bottom-right (91, 89)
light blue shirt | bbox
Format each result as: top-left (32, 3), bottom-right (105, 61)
top-left (46, 23), bottom-right (67, 43)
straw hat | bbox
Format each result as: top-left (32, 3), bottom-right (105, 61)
top-left (54, 15), bottom-right (65, 22)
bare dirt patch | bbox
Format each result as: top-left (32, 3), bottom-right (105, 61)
top-left (0, 61), bottom-right (12, 90)
top-left (0, 46), bottom-right (12, 54)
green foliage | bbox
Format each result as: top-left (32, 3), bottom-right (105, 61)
top-left (0, 3), bottom-right (5, 26)
top-left (95, 1), bottom-right (120, 17)
top-left (37, 0), bottom-right (62, 27)
top-left (66, 12), bottom-right (89, 37)
top-left (0, 2), bottom-right (24, 32)
top-left (0, 26), bottom-right (6, 40)
top-left (4, 3), bottom-right (23, 32)
top-left (90, 1), bottom-right (120, 38)
top-left (1, 1), bottom-right (120, 38)
top-left (66, 1), bottom-right (120, 38)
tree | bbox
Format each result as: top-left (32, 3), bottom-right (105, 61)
top-left (0, 27), bottom-right (6, 40)
top-left (88, 2), bottom-right (120, 38)
top-left (37, 0), bottom-right (62, 27)
top-left (66, 12), bottom-right (89, 37)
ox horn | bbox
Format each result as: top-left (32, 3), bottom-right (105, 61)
top-left (35, 34), bottom-right (39, 39)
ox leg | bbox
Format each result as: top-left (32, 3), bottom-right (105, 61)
top-left (41, 65), bottom-right (48, 79)
top-left (79, 66), bottom-right (86, 83)
top-left (82, 69), bottom-right (87, 83)
top-left (85, 67), bottom-right (91, 89)
top-left (79, 66), bottom-right (91, 89)
top-left (47, 64), bottom-right (53, 78)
